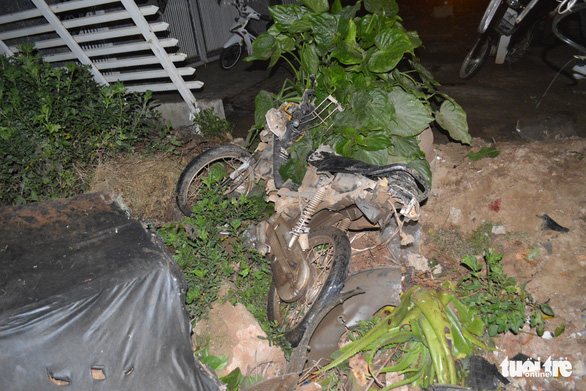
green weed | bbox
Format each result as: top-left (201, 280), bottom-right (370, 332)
top-left (457, 249), bottom-right (555, 337)
top-left (193, 108), bottom-right (234, 140)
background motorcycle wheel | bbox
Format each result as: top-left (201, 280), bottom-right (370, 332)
top-left (219, 43), bottom-right (243, 70)
top-left (175, 145), bottom-right (253, 216)
top-left (267, 226), bottom-right (351, 347)
top-left (459, 33), bottom-right (491, 79)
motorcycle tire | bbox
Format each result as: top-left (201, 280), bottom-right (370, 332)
top-left (176, 145), bottom-right (253, 216)
top-left (219, 43), bottom-right (242, 70)
top-left (459, 33), bottom-right (491, 79)
top-left (478, 0), bottom-right (502, 34)
top-left (267, 226), bottom-right (351, 347)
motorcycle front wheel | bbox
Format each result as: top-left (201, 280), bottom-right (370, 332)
top-left (219, 43), bottom-right (243, 70)
top-left (267, 226), bottom-right (351, 347)
top-left (175, 145), bottom-right (254, 216)
top-left (459, 33), bottom-right (491, 79)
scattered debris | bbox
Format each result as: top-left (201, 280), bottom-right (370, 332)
top-left (488, 198), bottom-right (501, 213)
top-left (538, 214), bottom-right (570, 232)
top-left (491, 225), bottom-right (507, 235)
top-left (407, 252), bottom-right (431, 272)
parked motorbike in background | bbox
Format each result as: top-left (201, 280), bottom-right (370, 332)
top-left (552, 0), bottom-right (586, 82)
top-left (219, 0), bottom-right (270, 70)
top-left (460, 0), bottom-right (557, 79)
top-left (175, 85), bottom-right (430, 347)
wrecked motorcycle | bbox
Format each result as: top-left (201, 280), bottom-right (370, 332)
top-left (175, 88), bottom-right (430, 346)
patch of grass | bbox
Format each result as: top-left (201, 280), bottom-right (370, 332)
top-left (427, 222), bottom-right (494, 260)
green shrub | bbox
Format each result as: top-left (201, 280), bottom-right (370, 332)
top-left (158, 179), bottom-right (273, 324)
top-left (193, 107), bottom-right (234, 140)
top-left (0, 44), bottom-right (167, 205)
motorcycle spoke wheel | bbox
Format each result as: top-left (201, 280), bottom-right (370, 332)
top-left (459, 34), bottom-right (491, 79)
top-left (267, 227), bottom-right (351, 347)
top-left (175, 145), bottom-right (253, 216)
top-left (219, 44), bottom-right (242, 70)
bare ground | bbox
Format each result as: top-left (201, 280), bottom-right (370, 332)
top-left (419, 137), bottom-right (586, 391)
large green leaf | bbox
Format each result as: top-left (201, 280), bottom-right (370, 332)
top-left (301, 44), bottom-right (320, 75)
top-left (374, 27), bottom-right (412, 52)
top-left (300, 0), bottom-right (329, 13)
top-left (289, 14), bottom-right (313, 33)
top-left (388, 134), bottom-right (425, 160)
top-left (410, 60), bottom-right (440, 87)
top-left (331, 42), bottom-right (363, 65)
top-left (387, 88), bottom-right (433, 136)
top-left (253, 90), bottom-right (274, 128)
top-left (351, 88), bottom-right (395, 130)
top-left (405, 30), bottom-right (423, 50)
top-left (364, 0), bottom-right (399, 16)
top-left (270, 5), bottom-right (309, 31)
top-left (367, 49), bottom-right (403, 73)
top-left (246, 33), bottom-right (276, 62)
top-left (435, 99), bottom-right (471, 144)
top-left (352, 147), bottom-right (389, 165)
top-left (279, 138), bottom-right (312, 184)
top-left (319, 65), bottom-right (347, 91)
top-left (336, 1), bottom-right (362, 21)
top-left (367, 28), bottom-right (413, 73)
top-left (362, 130), bottom-right (392, 151)
top-left (356, 14), bottom-right (378, 48)
top-left (309, 13), bottom-right (340, 52)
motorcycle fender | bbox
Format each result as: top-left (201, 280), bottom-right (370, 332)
top-left (266, 216), bottom-right (311, 302)
top-left (223, 33), bottom-right (243, 49)
top-left (302, 266), bottom-right (406, 369)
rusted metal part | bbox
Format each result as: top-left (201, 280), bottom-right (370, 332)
top-left (265, 215), bottom-right (311, 303)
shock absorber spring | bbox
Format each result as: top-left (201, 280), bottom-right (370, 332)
top-left (288, 186), bottom-right (327, 248)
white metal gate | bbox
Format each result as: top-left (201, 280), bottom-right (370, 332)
top-left (0, 0), bottom-right (202, 112)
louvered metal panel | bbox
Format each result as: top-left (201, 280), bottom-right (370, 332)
top-left (196, 0), bottom-right (238, 53)
top-left (162, 0), bottom-right (200, 59)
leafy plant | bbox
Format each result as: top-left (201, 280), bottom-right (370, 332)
top-left (195, 337), bottom-right (263, 390)
top-left (0, 44), bottom-right (168, 205)
top-left (457, 249), bottom-right (554, 337)
top-left (192, 108), bottom-right (234, 140)
top-left (318, 286), bottom-right (493, 389)
top-left (159, 180), bottom-right (271, 323)
top-left (245, 0), bottom-right (470, 184)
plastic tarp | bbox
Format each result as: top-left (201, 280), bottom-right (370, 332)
top-left (0, 192), bottom-right (220, 391)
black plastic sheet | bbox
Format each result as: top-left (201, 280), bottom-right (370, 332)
top-left (0, 192), bottom-right (220, 391)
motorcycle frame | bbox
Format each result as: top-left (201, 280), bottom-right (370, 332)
top-left (478, 0), bottom-right (543, 64)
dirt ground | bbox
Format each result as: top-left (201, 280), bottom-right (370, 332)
top-left (420, 137), bottom-right (586, 391)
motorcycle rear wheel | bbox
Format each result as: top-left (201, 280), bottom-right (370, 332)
top-left (267, 226), bottom-right (351, 347)
top-left (176, 145), bottom-right (254, 216)
top-left (219, 43), bottom-right (243, 70)
top-left (459, 33), bottom-right (491, 79)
